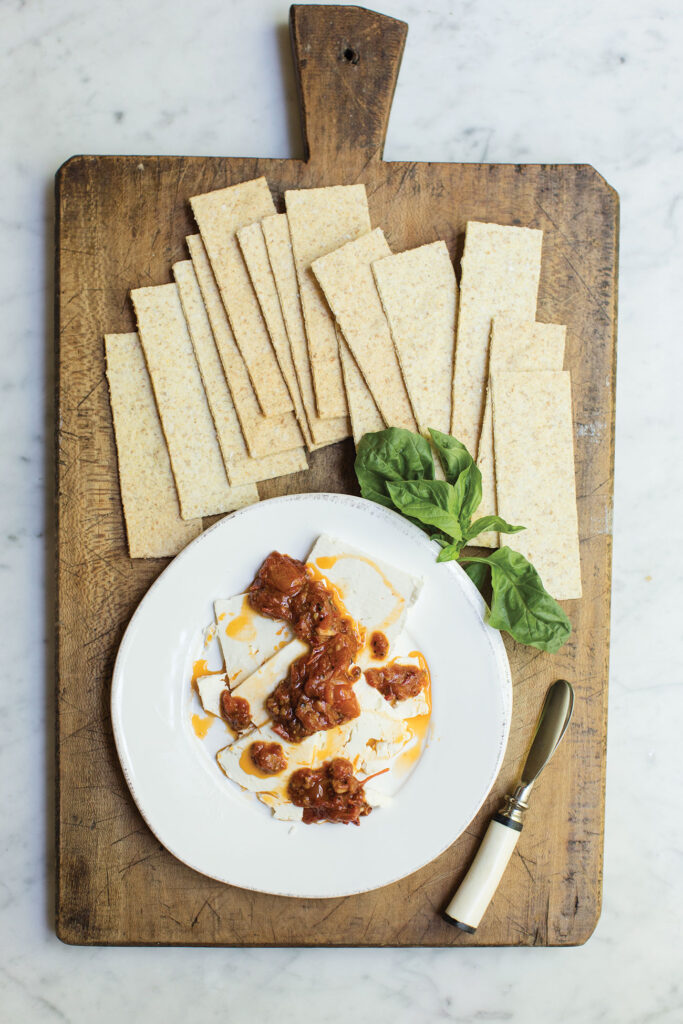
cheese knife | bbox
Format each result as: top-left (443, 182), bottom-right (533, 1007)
top-left (443, 678), bottom-right (575, 933)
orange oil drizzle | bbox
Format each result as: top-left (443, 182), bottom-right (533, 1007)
top-left (191, 713), bottom-right (213, 739)
top-left (311, 723), bottom-right (349, 767)
top-left (394, 650), bottom-right (432, 773)
top-left (224, 595), bottom-right (258, 642)
top-left (190, 658), bottom-right (226, 695)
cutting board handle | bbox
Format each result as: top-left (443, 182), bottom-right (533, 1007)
top-left (290, 4), bottom-right (408, 172)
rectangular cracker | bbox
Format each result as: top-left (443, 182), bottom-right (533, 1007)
top-left (372, 240), bottom-right (456, 436)
top-left (186, 234), bottom-right (307, 464)
top-left (236, 222), bottom-right (314, 450)
top-left (338, 329), bottom-right (384, 446)
top-left (491, 370), bottom-right (581, 600)
top-left (285, 185), bottom-right (371, 418)
top-left (130, 284), bottom-right (259, 519)
top-left (261, 213), bottom-right (350, 446)
top-left (104, 333), bottom-right (203, 558)
top-left (189, 177), bottom-right (292, 417)
top-left (172, 259), bottom-right (305, 486)
top-left (312, 229), bottom-right (417, 431)
top-left (451, 221), bottom-right (543, 455)
top-left (477, 319), bottom-right (566, 547)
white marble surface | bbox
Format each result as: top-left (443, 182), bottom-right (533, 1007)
top-left (1, 0), bottom-right (682, 1019)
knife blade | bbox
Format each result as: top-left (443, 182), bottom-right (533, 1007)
top-left (442, 678), bottom-right (575, 933)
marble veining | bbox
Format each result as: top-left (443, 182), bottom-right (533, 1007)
top-left (1, 0), bottom-right (682, 1020)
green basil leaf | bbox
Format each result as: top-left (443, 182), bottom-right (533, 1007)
top-left (460, 549), bottom-right (571, 652)
top-left (460, 460), bottom-right (483, 521)
top-left (428, 428), bottom-right (473, 484)
top-left (465, 515), bottom-right (525, 543)
top-left (463, 559), bottom-right (491, 595)
top-left (436, 542), bottom-right (462, 562)
top-left (432, 532), bottom-right (453, 549)
top-left (450, 464), bottom-right (471, 516)
top-left (355, 428), bottom-right (435, 510)
top-left (386, 479), bottom-right (463, 542)
top-left (428, 428), bottom-right (482, 523)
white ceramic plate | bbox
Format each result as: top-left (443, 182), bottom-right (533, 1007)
top-left (111, 493), bottom-right (512, 898)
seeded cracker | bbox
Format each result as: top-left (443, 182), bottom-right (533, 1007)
top-left (173, 259), bottom-right (306, 485)
top-left (104, 333), bottom-right (203, 558)
top-left (187, 234), bottom-right (307, 464)
top-left (312, 229), bottom-right (417, 431)
top-left (477, 319), bottom-right (566, 547)
top-left (236, 222), bottom-right (314, 450)
top-left (261, 213), bottom-right (350, 446)
top-left (189, 178), bottom-right (292, 417)
top-left (285, 185), bottom-right (371, 419)
top-left (492, 370), bottom-right (581, 601)
top-left (451, 221), bottom-right (543, 455)
top-left (130, 284), bottom-right (258, 519)
top-left (372, 240), bottom-right (456, 436)
top-left (338, 328), bottom-right (385, 446)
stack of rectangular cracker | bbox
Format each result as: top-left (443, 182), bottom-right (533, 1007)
top-left (103, 174), bottom-right (581, 601)
top-left (451, 221), bottom-right (581, 600)
top-left (104, 176), bottom-right (457, 560)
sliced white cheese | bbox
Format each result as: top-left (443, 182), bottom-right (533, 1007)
top-left (232, 639), bottom-right (307, 726)
top-left (214, 594), bottom-right (293, 686)
top-left (198, 638), bottom-right (307, 731)
top-left (217, 724), bottom-right (321, 794)
top-left (259, 793), bottom-right (304, 822)
top-left (355, 676), bottom-right (429, 721)
top-left (195, 673), bottom-right (229, 719)
top-left (363, 787), bottom-right (393, 808)
top-left (333, 711), bottom-right (412, 773)
top-left (306, 535), bottom-right (423, 649)
top-left (209, 535), bottom-right (430, 822)
top-left (217, 703), bottom-right (412, 812)
top-left (253, 714), bottom-right (408, 820)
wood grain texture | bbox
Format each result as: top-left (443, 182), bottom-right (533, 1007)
top-left (55, 3), bottom-right (618, 946)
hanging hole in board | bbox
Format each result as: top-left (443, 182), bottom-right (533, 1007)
top-left (343, 47), bottom-right (360, 65)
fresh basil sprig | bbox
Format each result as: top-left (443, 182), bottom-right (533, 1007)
top-left (355, 427), bottom-right (571, 653)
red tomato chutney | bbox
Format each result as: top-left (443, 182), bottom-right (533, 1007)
top-left (220, 691), bottom-right (252, 733)
top-left (249, 741), bottom-right (287, 775)
top-left (247, 552), bottom-right (362, 743)
top-left (364, 660), bottom-right (427, 706)
top-left (369, 630), bottom-right (389, 659)
top-left (288, 757), bottom-right (371, 825)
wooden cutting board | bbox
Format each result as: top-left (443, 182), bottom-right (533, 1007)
top-left (55, 3), bottom-right (617, 946)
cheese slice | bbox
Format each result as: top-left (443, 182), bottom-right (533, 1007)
top-left (206, 534), bottom-right (429, 822)
top-left (211, 535), bottom-right (421, 691)
top-left (194, 673), bottom-right (228, 719)
top-left (213, 594), bottom-right (294, 686)
top-left (217, 708), bottom-right (412, 818)
top-left (197, 638), bottom-right (307, 729)
top-left (306, 535), bottom-right (422, 649)
top-left (217, 725), bottom-right (321, 794)
top-left (260, 711), bottom-right (413, 820)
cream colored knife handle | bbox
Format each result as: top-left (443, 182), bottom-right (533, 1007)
top-left (443, 818), bottom-right (521, 932)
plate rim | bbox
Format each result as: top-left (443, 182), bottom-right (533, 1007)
top-left (111, 492), bottom-right (513, 898)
